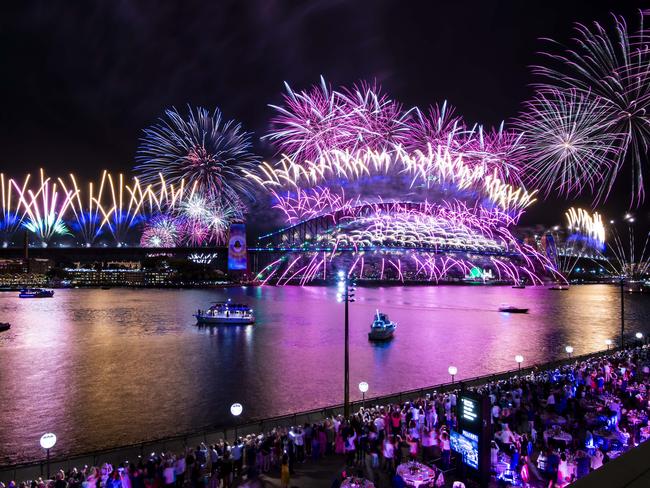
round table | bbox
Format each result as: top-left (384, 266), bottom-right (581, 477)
top-left (396, 462), bottom-right (437, 487)
top-left (340, 477), bottom-right (375, 488)
top-left (543, 429), bottom-right (572, 446)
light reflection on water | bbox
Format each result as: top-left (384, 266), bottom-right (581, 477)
top-left (0, 284), bottom-right (648, 464)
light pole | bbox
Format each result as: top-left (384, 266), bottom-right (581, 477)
top-left (636, 332), bottom-right (643, 345)
top-left (359, 381), bottom-right (369, 409)
top-left (605, 339), bottom-right (612, 351)
top-left (620, 276), bottom-right (625, 349)
top-left (337, 271), bottom-right (355, 418)
top-left (448, 365), bottom-right (457, 383)
top-left (565, 345), bottom-right (574, 359)
top-left (40, 433), bottom-right (57, 479)
top-left (230, 403), bottom-right (243, 441)
top-left (515, 355), bottom-right (524, 372)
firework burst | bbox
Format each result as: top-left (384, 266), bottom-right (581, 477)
top-left (532, 12), bottom-right (650, 203)
top-left (515, 89), bottom-right (624, 199)
top-left (140, 213), bottom-right (180, 248)
top-left (135, 106), bottom-right (260, 214)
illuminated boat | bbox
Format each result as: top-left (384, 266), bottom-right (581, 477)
top-left (0, 323), bottom-right (10, 332)
top-left (194, 299), bottom-right (255, 325)
top-left (498, 304), bottom-right (529, 313)
top-left (548, 284), bottom-right (569, 290)
top-left (18, 288), bottom-right (54, 298)
top-left (368, 310), bottom-right (396, 341)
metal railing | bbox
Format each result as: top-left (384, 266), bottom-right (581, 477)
top-left (0, 345), bottom-right (630, 482)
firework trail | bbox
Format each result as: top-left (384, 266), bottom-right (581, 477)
top-left (99, 173), bottom-right (147, 246)
top-left (16, 170), bottom-right (73, 246)
top-left (532, 11), bottom-right (650, 203)
top-left (1, 173), bottom-right (30, 247)
top-left (57, 172), bottom-right (110, 246)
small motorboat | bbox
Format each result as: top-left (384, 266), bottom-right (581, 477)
top-left (18, 288), bottom-right (54, 298)
top-left (548, 284), bottom-right (569, 291)
top-left (368, 310), bottom-right (396, 341)
top-left (511, 284), bottom-right (525, 289)
top-left (0, 322), bottom-right (10, 332)
top-left (194, 299), bottom-right (255, 325)
top-left (498, 304), bottom-right (529, 313)
top-left (101, 286), bottom-right (111, 290)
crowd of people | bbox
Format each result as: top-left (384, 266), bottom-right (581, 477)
top-left (2, 346), bottom-right (649, 488)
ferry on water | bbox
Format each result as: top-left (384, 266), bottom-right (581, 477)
top-left (194, 299), bottom-right (255, 325)
top-left (18, 288), bottom-right (54, 298)
top-left (368, 310), bottom-right (396, 341)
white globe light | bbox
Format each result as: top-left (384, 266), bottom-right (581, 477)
top-left (515, 355), bottom-right (524, 364)
top-left (565, 346), bottom-right (574, 354)
top-left (605, 339), bottom-right (612, 346)
top-left (40, 433), bottom-right (57, 450)
top-left (230, 403), bottom-right (243, 417)
top-left (337, 270), bottom-right (345, 279)
top-left (448, 366), bottom-right (458, 376)
top-left (358, 381), bottom-right (369, 393)
top-left (636, 332), bottom-right (643, 339)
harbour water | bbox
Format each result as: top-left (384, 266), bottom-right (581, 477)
top-left (0, 284), bottom-right (648, 465)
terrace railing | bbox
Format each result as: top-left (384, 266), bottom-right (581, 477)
top-left (0, 346), bottom-right (631, 483)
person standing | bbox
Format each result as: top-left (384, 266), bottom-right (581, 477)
top-left (280, 454), bottom-right (290, 488)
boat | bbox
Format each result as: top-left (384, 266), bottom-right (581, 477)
top-left (498, 304), bottom-right (529, 313)
top-left (511, 284), bottom-right (526, 289)
top-left (194, 299), bottom-right (255, 325)
top-left (0, 323), bottom-right (10, 332)
top-left (548, 284), bottom-right (569, 291)
top-left (101, 286), bottom-right (111, 290)
top-left (368, 310), bottom-right (397, 341)
top-left (18, 288), bottom-right (54, 298)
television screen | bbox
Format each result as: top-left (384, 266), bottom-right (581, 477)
top-left (450, 429), bottom-right (479, 470)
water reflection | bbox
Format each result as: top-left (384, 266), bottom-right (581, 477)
top-left (0, 284), bottom-right (648, 464)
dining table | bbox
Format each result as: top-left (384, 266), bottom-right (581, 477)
top-left (340, 477), bottom-right (376, 488)
top-left (396, 461), bottom-right (438, 487)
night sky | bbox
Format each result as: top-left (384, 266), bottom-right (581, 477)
top-left (1, 0), bottom-right (649, 225)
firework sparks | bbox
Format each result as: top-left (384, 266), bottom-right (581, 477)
top-left (140, 213), bottom-right (180, 248)
top-left (16, 170), bottom-right (73, 246)
top-left (57, 172), bottom-right (110, 246)
top-left (515, 89), bottom-right (624, 200)
top-left (97, 173), bottom-right (148, 246)
top-left (1, 173), bottom-right (30, 246)
top-left (135, 106), bottom-right (260, 214)
top-left (532, 12), bottom-right (650, 202)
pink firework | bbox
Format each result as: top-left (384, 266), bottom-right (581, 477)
top-left (267, 77), bottom-right (352, 163)
top-left (267, 77), bottom-right (411, 163)
top-left (463, 124), bottom-right (525, 186)
top-left (338, 80), bottom-right (412, 151)
top-left (406, 101), bottom-right (467, 153)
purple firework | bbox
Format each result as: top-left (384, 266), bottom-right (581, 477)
top-left (464, 124), bottom-right (525, 186)
top-left (406, 101), bottom-right (467, 153)
top-left (267, 77), bottom-right (411, 163)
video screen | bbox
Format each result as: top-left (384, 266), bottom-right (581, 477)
top-left (450, 429), bottom-right (479, 470)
